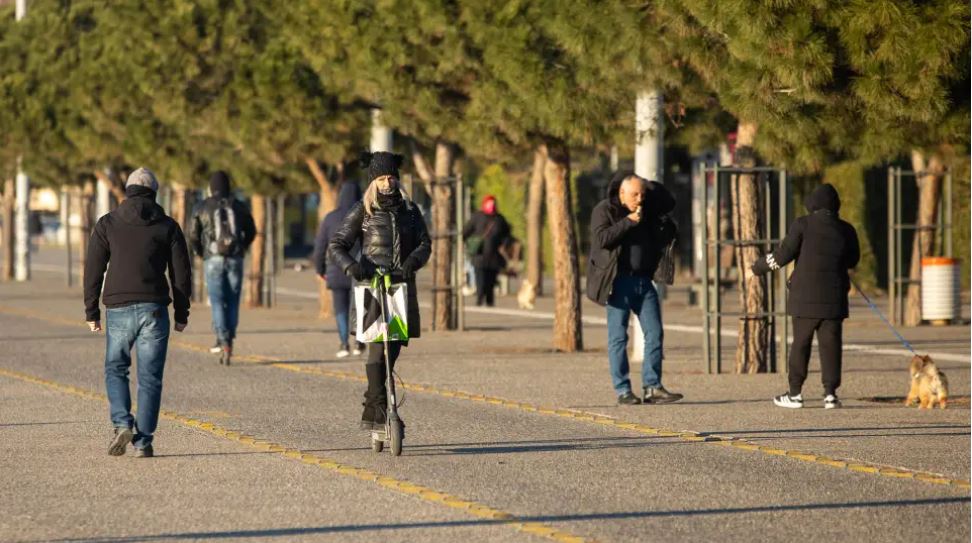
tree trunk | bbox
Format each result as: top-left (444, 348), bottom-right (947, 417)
top-left (904, 150), bottom-right (945, 326)
top-left (169, 184), bottom-right (189, 232)
top-left (94, 169), bottom-right (126, 207)
top-left (431, 142), bottom-right (456, 330)
top-left (521, 147), bottom-right (546, 299)
top-left (78, 180), bottom-right (96, 275)
top-left (541, 142), bottom-right (583, 351)
top-left (306, 157), bottom-right (340, 318)
top-left (731, 121), bottom-right (768, 374)
top-left (1, 178), bottom-right (14, 281)
top-left (248, 194), bottom-right (267, 308)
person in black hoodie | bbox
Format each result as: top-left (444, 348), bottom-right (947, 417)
top-left (586, 172), bottom-right (681, 405)
top-left (313, 181), bottom-right (364, 358)
top-left (752, 183), bottom-right (860, 409)
top-left (84, 167), bottom-right (192, 458)
top-left (328, 152), bottom-right (431, 430)
top-left (189, 171), bottom-right (257, 364)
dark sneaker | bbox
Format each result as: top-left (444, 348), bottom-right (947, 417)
top-left (219, 345), bottom-right (233, 366)
top-left (773, 393), bottom-right (804, 409)
top-left (108, 427), bottom-right (133, 456)
top-left (134, 445), bottom-right (154, 458)
top-left (617, 392), bottom-right (642, 405)
top-left (823, 394), bottom-right (841, 409)
top-left (643, 386), bottom-right (683, 404)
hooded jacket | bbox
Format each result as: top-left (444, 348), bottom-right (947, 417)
top-left (313, 182), bottom-right (363, 290)
top-left (462, 207), bottom-right (511, 271)
top-left (585, 172), bottom-right (676, 306)
top-left (753, 184), bottom-right (861, 319)
top-left (84, 186), bottom-right (192, 323)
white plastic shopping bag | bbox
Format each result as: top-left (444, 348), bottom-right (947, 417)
top-left (354, 276), bottom-right (409, 342)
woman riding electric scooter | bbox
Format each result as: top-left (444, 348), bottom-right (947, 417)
top-left (327, 152), bottom-right (431, 431)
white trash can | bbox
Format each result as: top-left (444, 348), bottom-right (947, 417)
top-left (921, 257), bottom-right (961, 323)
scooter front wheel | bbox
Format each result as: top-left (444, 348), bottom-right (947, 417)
top-left (389, 419), bottom-right (403, 456)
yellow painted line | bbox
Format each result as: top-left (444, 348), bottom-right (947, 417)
top-left (3, 303), bottom-right (970, 491)
top-left (0, 367), bottom-right (594, 543)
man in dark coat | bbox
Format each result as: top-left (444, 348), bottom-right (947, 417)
top-left (313, 181), bottom-right (364, 358)
top-left (586, 171), bottom-right (681, 405)
top-left (462, 195), bottom-right (511, 307)
top-left (753, 183), bottom-right (860, 409)
top-left (327, 151), bottom-right (432, 430)
top-left (84, 167), bottom-right (192, 458)
top-left (188, 171), bottom-right (256, 364)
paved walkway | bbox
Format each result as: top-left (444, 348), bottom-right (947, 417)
top-left (1, 251), bottom-right (969, 542)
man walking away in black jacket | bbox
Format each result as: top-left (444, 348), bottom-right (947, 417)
top-left (752, 183), bottom-right (860, 409)
top-left (586, 172), bottom-right (682, 406)
top-left (313, 181), bottom-right (364, 358)
top-left (84, 167), bottom-right (192, 458)
top-left (189, 171), bottom-right (256, 365)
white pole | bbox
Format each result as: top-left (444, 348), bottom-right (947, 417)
top-left (630, 89), bottom-right (665, 365)
top-left (14, 158), bottom-right (29, 282)
top-left (96, 171), bottom-right (112, 219)
top-left (14, 1), bottom-right (29, 282)
top-left (370, 108), bottom-right (393, 152)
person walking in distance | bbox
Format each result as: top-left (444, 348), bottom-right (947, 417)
top-left (84, 167), bottom-right (192, 458)
top-left (189, 171), bottom-right (256, 365)
top-left (752, 183), bottom-right (860, 409)
top-left (313, 180), bottom-right (365, 358)
top-left (463, 195), bottom-right (511, 307)
top-left (586, 172), bottom-right (682, 405)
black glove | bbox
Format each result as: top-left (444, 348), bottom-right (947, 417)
top-left (347, 263), bottom-right (370, 281)
top-left (400, 258), bottom-right (419, 278)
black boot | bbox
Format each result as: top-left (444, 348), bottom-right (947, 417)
top-left (360, 363), bottom-right (386, 430)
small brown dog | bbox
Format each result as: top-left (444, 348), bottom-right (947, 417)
top-left (905, 355), bottom-right (949, 409)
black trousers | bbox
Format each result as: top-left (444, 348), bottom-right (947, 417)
top-left (788, 317), bottom-right (843, 396)
top-left (476, 267), bottom-right (499, 307)
top-left (364, 342), bottom-right (402, 408)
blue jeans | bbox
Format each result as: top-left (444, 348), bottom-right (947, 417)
top-left (104, 303), bottom-right (170, 448)
top-left (205, 256), bottom-right (243, 345)
top-left (331, 287), bottom-right (351, 346)
top-left (606, 274), bottom-right (664, 395)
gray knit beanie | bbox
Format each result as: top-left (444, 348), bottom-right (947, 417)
top-left (126, 167), bottom-right (159, 192)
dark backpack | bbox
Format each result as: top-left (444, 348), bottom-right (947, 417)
top-left (210, 200), bottom-right (240, 256)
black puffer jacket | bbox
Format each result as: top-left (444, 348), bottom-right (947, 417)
top-left (753, 184), bottom-right (860, 319)
top-left (189, 197), bottom-right (257, 259)
top-left (327, 196), bottom-right (432, 338)
top-left (586, 172), bottom-right (676, 306)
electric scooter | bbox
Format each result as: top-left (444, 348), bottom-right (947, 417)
top-left (370, 270), bottom-right (404, 456)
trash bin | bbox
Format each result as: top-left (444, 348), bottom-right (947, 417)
top-left (921, 257), bottom-right (961, 323)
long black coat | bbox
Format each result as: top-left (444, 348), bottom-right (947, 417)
top-left (753, 184), bottom-right (860, 319)
top-left (462, 211), bottom-right (511, 271)
top-left (327, 197), bottom-right (431, 338)
top-left (585, 172), bottom-right (676, 306)
top-left (312, 182), bottom-right (362, 290)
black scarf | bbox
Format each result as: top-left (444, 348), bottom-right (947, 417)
top-left (377, 190), bottom-right (404, 211)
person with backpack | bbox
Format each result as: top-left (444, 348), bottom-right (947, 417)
top-left (752, 183), bottom-right (860, 409)
top-left (84, 168), bottom-right (192, 457)
top-left (313, 180), bottom-right (365, 358)
top-left (189, 171), bottom-right (257, 364)
top-left (462, 195), bottom-right (511, 307)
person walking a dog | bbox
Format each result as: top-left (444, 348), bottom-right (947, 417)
top-left (752, 183), bottom-right (860, 409)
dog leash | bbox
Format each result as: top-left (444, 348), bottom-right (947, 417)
top-left (850, 277), bottom-right (918, 355)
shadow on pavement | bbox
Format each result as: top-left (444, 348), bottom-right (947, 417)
top-left (32, 496), bottom-right (970, 542)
